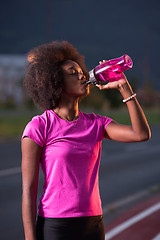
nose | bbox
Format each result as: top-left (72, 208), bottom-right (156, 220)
top-left (78, 73), bottom-right (86, 80)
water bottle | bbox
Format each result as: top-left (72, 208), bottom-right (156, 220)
top-left (86, 55), bottom-right (133, 85)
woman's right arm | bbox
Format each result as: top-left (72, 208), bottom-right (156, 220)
top-left (21, 137), bottom-right (42, 240)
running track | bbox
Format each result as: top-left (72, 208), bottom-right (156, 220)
top-left (105, 194), bottom-right (160, 240)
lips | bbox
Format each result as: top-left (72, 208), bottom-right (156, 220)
top-left (82, 80), bottom-right (87, 85)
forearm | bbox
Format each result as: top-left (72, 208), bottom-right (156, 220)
top-left (22, 192), bottom-right (37, 240)
top-left (21, 138), bottom-right (42, 240)
top-left (118, 81), bottom-right (151, 141)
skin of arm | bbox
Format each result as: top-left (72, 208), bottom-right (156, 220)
top-left (96, 73), bottom-right (151, 142)
top-left (21, 137), bottom-right (42, 240)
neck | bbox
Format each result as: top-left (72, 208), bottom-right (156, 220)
top-left (53, 96), bottom-right (79, 121)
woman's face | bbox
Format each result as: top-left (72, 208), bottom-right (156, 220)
top-left (61, 60), bottom-right (90, 98)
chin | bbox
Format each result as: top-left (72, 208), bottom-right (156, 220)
top-left (79, 88), bottom-right (90, 101)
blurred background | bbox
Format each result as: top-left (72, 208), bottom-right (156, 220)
top-left (0, 0), bottom-right (160, 239)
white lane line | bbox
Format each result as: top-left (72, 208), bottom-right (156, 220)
top-left (105, 202), bottom-right (160, 240)
top-left (0, 166), bottom-right (21, 177)
top-left (152, 233), bottom-right (160, 240)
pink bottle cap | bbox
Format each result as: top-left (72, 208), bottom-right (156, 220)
top-left (124, 55), bottom-right (133, 68)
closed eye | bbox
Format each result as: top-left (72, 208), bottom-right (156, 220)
top-left (67, 68), bottom-right (84, 76)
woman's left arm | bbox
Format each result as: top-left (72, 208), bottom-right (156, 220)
top-left (96, 74), bottom-right (151, 142)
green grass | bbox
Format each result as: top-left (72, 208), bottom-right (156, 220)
top-left (105, 108), bottom-right (160, 126)
top-left (0, 116), bottom-right (30, 137)
top-left (144, 109), bottom-right (160, 126)
top-left (0, 109), bottom-right (41, 139)
top-left (81, 107), bottom-right (160, 126)
top-left (0, 108), bottom-right (160, 139)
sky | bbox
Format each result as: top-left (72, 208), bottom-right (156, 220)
top-left (0, 0), bottom-right (160, 89)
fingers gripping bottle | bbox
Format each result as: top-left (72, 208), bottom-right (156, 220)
top-left (86, 55), bottom-right (133, 85)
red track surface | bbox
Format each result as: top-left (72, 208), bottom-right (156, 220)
top-left (105, 194), bottom-right (160, 240)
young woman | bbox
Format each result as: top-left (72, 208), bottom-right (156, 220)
top-left (21, 41), bottom-right (151, 240)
